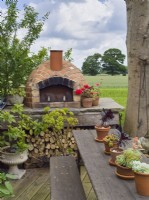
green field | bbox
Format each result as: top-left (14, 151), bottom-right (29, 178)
top-left (85, 75), bottom-right (128, 125)
top-left (85, 74), bottom-right (128, 88)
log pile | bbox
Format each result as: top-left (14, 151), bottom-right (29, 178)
top-left (25, 129), bottom-right (78, 168)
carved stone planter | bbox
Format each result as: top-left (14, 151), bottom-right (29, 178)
top-left (0, 147), bottom-right (28, 179)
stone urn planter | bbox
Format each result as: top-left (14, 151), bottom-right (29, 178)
top-left (109, 147), bottom-right (123, 166)
top-left (81, 98), bottom-right (93, 108)
top-left (0, 147), bottom-right (28, 179)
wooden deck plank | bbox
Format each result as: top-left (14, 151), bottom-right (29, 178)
top-left (31, 178), bottom-right (50, 200)
top-left (82, 182), bottom-right (92, 198)
top-left (87, 189), bottom-right (97, 200)
top-left (15, 169), bottom-right (49, 200)
top-left (44, 194), bottom-right (50, 200)
top-left (81, 166), bottom-right (87, 181)
top-left (5, 168), bottom-right (43, 200)
top-left (3, 165), bottom-right (96, 200)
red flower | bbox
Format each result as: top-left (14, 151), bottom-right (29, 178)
top-left (83, 84), bottom-right (90, 89)
top-left (96, 83), bottom-right (100, 86)
top-left (75, 89), bottom-right (82, 95)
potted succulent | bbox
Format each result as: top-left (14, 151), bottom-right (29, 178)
top-left (108, 125), bottom-right (130, 165)
top-left (95, 109), bottom-right (114, 142)
top-left (103, 134), bottom-right (119, 155)
top-left (7, 87), bottom-right (25, 105)
top-left (132, 161), bottom-right (149, 196)
top-left (81, 84), bottom-right (93, 108)
top-left (0, 104), bottom-right (32, 179)
top-left (115, 148), bottom-right (141, 179)
top-left (0, 172), bottom-right (14, 198)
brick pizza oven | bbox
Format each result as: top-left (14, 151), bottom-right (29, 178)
top-left (25, 50), bottom-right (87, 108)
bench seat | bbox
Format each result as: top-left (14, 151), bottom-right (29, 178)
top-left (50, 156), bottom-right (86, 200)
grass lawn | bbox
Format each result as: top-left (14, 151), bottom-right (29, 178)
top-left (85, 75), bottom-right (128, 125)
top-left (85, 74), bottom-right (128, 88)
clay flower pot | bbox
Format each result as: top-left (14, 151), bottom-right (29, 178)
top-left (92, 97), bottom-right (99, 106)
top-left (82, 98), bottom-right (93, 108)
top-left (134, 172), bottom-right (149, 196)
top-left (104, 142), bottom-right (119, 155)
top-left (109, 147), bottom-right (123, 166)
top-left (73, 95), bottom-right (81, 102)
top-left (115, 163), bottom-right (134, 179)
top-left (95, 126), bottom-right (110, 142)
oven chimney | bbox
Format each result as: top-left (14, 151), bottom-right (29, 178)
top-left (50, 50), bottom-right (63, 71)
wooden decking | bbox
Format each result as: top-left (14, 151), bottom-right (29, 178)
top-left (4, 166), bottom-right (97, 200)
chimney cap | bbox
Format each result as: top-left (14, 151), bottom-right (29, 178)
top-left (50, 50), bottom-right (63, 52)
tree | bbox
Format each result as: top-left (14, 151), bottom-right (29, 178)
top-left (64, 48), bottom-right (74, 62)
top-left (102, 48), bottom-right (127, 75)
top-left (82, 53), bottom-right (102, 76)
top-left (124, 0), bottom-right (149, 137)
top-left (0, 1), bottom-right (49, 96)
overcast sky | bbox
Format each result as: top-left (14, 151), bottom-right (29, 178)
top-left (0, 0), bottom-right (127, 69)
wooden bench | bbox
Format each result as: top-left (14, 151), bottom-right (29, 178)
top-left (50, 156), bottom-right (86, 200)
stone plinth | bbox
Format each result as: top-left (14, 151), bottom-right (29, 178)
top-left (3, 98), bottom-right (124, 127)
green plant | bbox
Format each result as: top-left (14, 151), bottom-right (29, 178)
top-left (96, 109), bottom-right (114, 127)
top-left (0, 104), bottom-right (35, 152)
top-left (103, 134), bottom-right (119, 147)
top-left (116, 148), bottom-right (141, 168)
top-left (91, 83), bottom-right (100, 99)
top-left (0, 172), bottom-right (14, 198)
top-left (132, 161), bottom-right (149, 174)
top-left (41, 107), bottom-right (78, 155)
top-left (8, 88), bottom-right (26, 97)
top-left (0, 1), bottom-right (49, 96)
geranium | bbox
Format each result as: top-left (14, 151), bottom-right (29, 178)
top-left (84, 84), bottom-right (90, 89)
top-left (75, 89), bottom-right (82, 95)
top-left (81, 84), bottom-right (93, 98)
top-left (91, 83), bottom-right (100, 99)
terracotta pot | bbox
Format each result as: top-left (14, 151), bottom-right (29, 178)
top-left (82, 98), bottom-right (93, 108)
top-left (73, 95), bottom-right (81, 102)
top-left (115, 163), bottom-right (134, 179)
top-left (104, 142), bottom-right (119, 155)
top-left (95, 126), bottom-right (110, 142)
top-left (134, 171), bottom-right (149, 196)
top-left (92, 97), bottom-right (99, 106)
top-left (110, 147), bottom-right (123, 164)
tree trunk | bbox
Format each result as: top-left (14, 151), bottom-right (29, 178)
top-left (124, 0), bottom-right (149, 137)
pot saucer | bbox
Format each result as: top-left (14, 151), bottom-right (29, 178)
top-left (95, 138), bottom-right (104, 143)
top-left (109, 158), bottom-right (116, 166)
top-left (104, 150), bottom-right (110, 155)
top-left (115, 171), bottom-right (134, 179)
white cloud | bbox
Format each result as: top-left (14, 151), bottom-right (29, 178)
top-left (1, 0), bottom-right (127, 69)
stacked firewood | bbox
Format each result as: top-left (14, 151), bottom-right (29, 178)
top-left (25, 129), bottom-right (78, 168)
